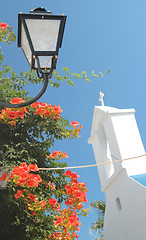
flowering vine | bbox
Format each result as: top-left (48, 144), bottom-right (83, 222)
top-left (31, 101), bottom-right (63, 121)
top-left (0, 97), bottom-right (88, 239)
top-left (0, 98), bottom-right (83, 140)
top-left (0, 161), bottom-right (88, 239)
top-left (0, 22), bottom-right (15, 44)
top-left (0, 98), bottom-right (28, 126)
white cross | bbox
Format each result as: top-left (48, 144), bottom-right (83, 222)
top-left (99, 91), bottom-right (104, 106)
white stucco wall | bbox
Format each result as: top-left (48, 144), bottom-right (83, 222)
top-left (88, 105), bottom-right (146, 240)
top-left (103, 168), bottom-right (146, 240)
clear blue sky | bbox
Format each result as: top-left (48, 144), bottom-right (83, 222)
top-left (1, 0), bottom-right (146, 239)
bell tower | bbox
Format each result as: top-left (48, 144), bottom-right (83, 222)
top-left (89, 104), bottom-right (146, 240)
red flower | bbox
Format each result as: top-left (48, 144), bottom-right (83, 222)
top-left (17, 178), bottom-right (26, 186)
top-left (0, 23), bottom-right (9, 31)
top-left (52, 105), bottom-right (63, 117)
top-left (31, 211), bottom-right (36, 216)
top-left (54, 204), bottom-right (60, 211)
top-left (20, 162), bottom-right (28, 172)
top-left (75, 203), bottom-right (83, 210)
top-left (53, 216), bottom-right (63, 226)
top-left (14, 190), bottom-right (23, 199)
top-left (71, 172), bottom-right (79, 179)
top-left (39, 102), bottom-right (48, 107)
top-left (28, 164), bottom-right (39, 172)
top-left (49, 151), bottom-right (61, 159)
top-left (65, 185), bottom-right (73, 195)
top-left (64, 170), bottom-right (72, 175)
top-left (0, 98), bottom-right (28, 126)
top-left (64, 170), bottom-right (79, 179)
top-left (39, 200), bottom-right (46, 208)
top-left (27, 179), bottom-right (36, 187)
top-left (0, 173), bottom-right (8, 181)
top-left (49, 151), bottom-right (68, 160)
top-left (71, 121), bottom-right (80, 129)
top-left (28, 193), bottom-right (37, 201)
top-left (19, 171), bottom-right (28, 179)
top-left (48, 198), bottom-right (57, 206)
top-left (71, 232), bottom-right (79, 238)
top-left (10, 98), bottom-right (24, 104)
top-left (27, 174), bottom-right (42, 187)
top-left (31, 102), bottom-right (39, 108)
top-left (60, 152), bottom-right (69, 159)
top-left (65, 198), bottom-right (73, 206)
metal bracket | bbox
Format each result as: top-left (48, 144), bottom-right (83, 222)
top-left (0, 57), bottom-right (54, 108)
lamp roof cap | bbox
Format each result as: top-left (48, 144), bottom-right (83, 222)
top-left (30, 7), bottom-right (52, 14)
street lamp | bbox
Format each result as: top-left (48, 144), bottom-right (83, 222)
top-left (0, 7), bottom-right (66, 108)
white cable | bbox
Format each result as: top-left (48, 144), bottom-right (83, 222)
top-left (39, 153), bottom-right (146, 171)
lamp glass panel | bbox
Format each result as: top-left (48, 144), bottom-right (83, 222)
top-left (21, 23), bottom-right (32, 66)
top-left (35, 56), bottom-right (52, 69)
top-left (25, 19), bottom-right (61, 52)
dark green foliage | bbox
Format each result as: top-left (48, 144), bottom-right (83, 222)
top-left (0, 111), bottom-right (72, 239)
top-left (0, 62), bottom-right (77, 239)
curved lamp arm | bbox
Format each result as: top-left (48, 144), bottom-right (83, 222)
top-left (0, 57), bottom-right (54, 108)
top-left (0, 72), bottom-right (51, 108)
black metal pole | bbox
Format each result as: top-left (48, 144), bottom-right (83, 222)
top-left (0, 71), bottom-right (52, 108)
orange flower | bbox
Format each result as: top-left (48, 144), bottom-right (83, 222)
top-left (71, 121), bottom-right (80, 129)
top-left (75, 203), bottom-right (83, 210)
top-left (49, 151), bottom-right (61, 159)
top-left (22, 189), bottom-right (26, 193)
top-left (14, 190), bottom-right (23, 199)
top-left (49, 183), bottom-right (55, 189)
top-left (39, 200), bottom-right (46, 208)
top-left (60, 152), bottom-right (69, 160)
top-left (32, 102), bottom-right (63, 121)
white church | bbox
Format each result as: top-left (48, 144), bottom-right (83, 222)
top-left (88, 94), bottom-right (146, 240)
